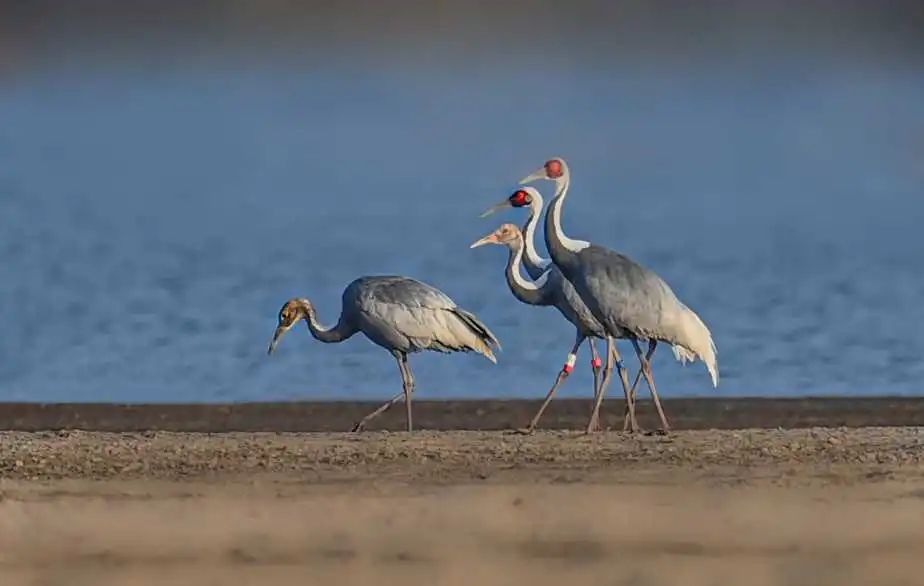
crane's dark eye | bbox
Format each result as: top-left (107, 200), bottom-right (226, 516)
top-left (509, 190), bottom-right (531, 207)
top-left (279, 304), bottom-right (297, 323)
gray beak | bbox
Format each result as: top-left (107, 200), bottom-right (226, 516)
top-left (519, 168), bottom-right (547, 185)
top-left (479, 199), bottom-right (512, 218)
top-left (267, 325), bottom-right (289, 355)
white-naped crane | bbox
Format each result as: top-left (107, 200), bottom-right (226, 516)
top-left (521, 158), bottom-right (718, 433)
top-left (268, 275), bottom-right (500, 432)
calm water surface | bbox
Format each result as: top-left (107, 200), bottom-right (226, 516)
top-left (1, 56), bottom-right (922, 402)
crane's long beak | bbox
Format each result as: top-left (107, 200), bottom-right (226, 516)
top-left (267, 324), bottom-right (291, 355)
top-left (519, 167), bottom-right (547, 185)
top-left (470, 234), bottom-right (498, 248)
top-left (479, 199), bottom-right (512, 218)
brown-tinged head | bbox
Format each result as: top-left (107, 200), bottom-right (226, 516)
top-left (469, 223), bottom-right (523, 250)
top-left (268, 298), bottom-right (312, 355)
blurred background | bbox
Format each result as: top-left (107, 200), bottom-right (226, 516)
top-left (0, 0), bottom-right (922, 402)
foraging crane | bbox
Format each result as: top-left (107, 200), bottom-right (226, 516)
top-left (268, 276), bottom-right (500, 432)
top-left (521, 158), bottom-right (718, 433)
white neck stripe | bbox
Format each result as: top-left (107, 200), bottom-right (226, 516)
top-left (551, 174), bottom-right (591, 253)
top-left (510, 244), bottom-right (549, 291)
top-left (523, 196), bottom-right (553, 270)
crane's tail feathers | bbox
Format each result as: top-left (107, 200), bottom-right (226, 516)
top-left (451, 308), bottom-right (501, 363)
top-left (675, 306), bottom-right (719, 387)
top-left (670, 345), bottom-right (696, 364)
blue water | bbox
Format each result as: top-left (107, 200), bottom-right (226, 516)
top-left (1, 54), bottom-right (923, 402)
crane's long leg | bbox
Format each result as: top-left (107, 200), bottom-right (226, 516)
top-left (587, 338), bottom-right (639, 433)
top-left (586, 337), bottom-right (613, 432)
top-left (622, 367), bottom-right (645, 431)
top-left (401, 355), bottom-right (416, 432)
top-left (351, 391), bottom-right (403, 432)
top-left (351, 352), bottom-right (413, 432)
top-left (587, 338), bottom-right (603, 432)
top-left (586, 337), bottom-right (635, 432)
top-left (523, 332), bottom-right (586, 433)
top-left (612, 343), bottom-right (640, 433)
top-left (588, 338), bottom-right (604, 432)
top-left (632, 339), bottom-right (670, 433)
top-left (623, 340), bottom-right (656, 431)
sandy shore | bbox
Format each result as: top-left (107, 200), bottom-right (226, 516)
top-left (2, 428), bottom-right (924, 585)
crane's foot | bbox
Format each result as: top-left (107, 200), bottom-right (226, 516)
top-left (351, 421), bottom-right (366, 432)
top-left (623, 420), bottom-right (642, 434)
top-left (518, 417), bottom-right (542, 434)
top-left (623, 411), bottom-right (641, 434)
top-left (622, 415), bottom-right (634, 432)
top-left (584, 417), bottom-right (604, 434)
top-left (645, 427), bottom-right (670, 437)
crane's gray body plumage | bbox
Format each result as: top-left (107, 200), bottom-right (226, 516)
top-left (511, 187), bottom-right (692, 363)
top-left (549, 269), bottom-right (608, 339)
top-left (541, 170), bottom-right (718, 386)
top-left (341, 276), bottom-right (500, 360)
top-left (560, 246), bottom-right (684, 343)
top-left (517, 259), bottom-right (607, 340)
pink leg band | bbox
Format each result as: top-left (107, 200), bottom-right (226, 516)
top-left (562, 364), bottom-right (574, 374)
top-left (591, 357), bottom-right (603, 369)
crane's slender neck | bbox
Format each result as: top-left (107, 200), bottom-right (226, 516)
top-left (521, 195), bottom-right (552, 279)
top-left (304, 306), bottom-right (356, 343)
top-left (544, 169), bottom-right (589, 268)
top-left (504, 240), bottom-right (551, 307)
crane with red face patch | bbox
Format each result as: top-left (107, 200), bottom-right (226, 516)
top-left (520, 158), bottom-right (718, 434)
top-left (478, 186), bottom-right (696, 432)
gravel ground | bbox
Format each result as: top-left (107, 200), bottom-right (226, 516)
top-left (0, 427), bottom-right (922, 483)
top-left (3, 428), bottom-right (924, 586)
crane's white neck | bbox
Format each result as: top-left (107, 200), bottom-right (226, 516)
top-left (522, 194), bottom-right (552, 272)
top-left (548, 171), bottom-right (591, 254)
top-left (509, 240), bottom-right (549, 292)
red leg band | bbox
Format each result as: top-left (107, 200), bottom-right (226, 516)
top-left (591, 357), bottom-right (603, 369)
top-left (562, 364), bottom-right (574, 374)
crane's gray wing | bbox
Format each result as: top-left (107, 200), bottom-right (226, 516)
top-left (357, 276), bottom-right (458, 310)
top-left (572, 249), bottom-right (719, 385)
top-left (576, 246), bottom-right (681, 340)
top-left (353, 276), bottom-right (500, 360)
